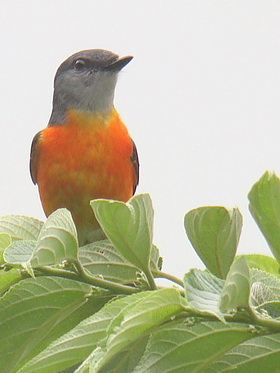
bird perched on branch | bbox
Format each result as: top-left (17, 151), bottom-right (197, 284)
top-left (30, 49), bottom-right (139, 245)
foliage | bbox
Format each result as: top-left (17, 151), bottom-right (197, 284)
top-left (1, 172), bottom-right (280, 372)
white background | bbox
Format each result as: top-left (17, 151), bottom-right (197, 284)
top-left (1, 0), bottom-right (280, 278)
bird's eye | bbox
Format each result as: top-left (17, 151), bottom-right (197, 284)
top-left (74, 59), bottom-right (86, 71)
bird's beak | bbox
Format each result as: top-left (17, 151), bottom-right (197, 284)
top-left (104, 55), bottom-right (133, 72)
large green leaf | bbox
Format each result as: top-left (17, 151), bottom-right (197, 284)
top-left (244, 254), bottom-right (280, 277)
top-left (79, 241), bottom-right (160, 287)
top-left (219, 257), bottom-right (250, 313)
top-left (133, 321), bottom-right (254, 373)
top-left (19, 292), bottom-right (152, 373)
top-left (184, 206), bottom-right (242, 278)
top-left (91, 194), bottom-right (154, 273)
top-left (30, 208), bottom-right (78, 268)
top-left (4, 240), bottom-right (36, 267)
top-left (0, 215), bottom-right (43, 241)
top-left (0, 268), bottom-right (22, 295)
top-left (248, 171), bottom-right (280, 264)
top-left (98, 336), bottom-right (149, 373)
top-left (184, 269), bottom-right (225, 321)
top-left (79, 240), bottom-right (140, 285)
top-left (77, 289), bottom-right (185, 373)
top-left (0, 276), bottom-right (110, 373)
top-left (208, 332), bottom-right (280, 372)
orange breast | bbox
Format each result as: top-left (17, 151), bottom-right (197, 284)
top-left (36, 108), bottom-right (135, 241)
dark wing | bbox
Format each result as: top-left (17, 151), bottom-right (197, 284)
top-left (130, 140), bottom-right (139, 195)
top-left (30, 131), bottom-right (42, 185)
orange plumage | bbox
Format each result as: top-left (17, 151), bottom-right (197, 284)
top-left (30, 50), bottom-right (139, 244)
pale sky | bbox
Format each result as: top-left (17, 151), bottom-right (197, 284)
top-left (1, 0), bottom-right (280, 278)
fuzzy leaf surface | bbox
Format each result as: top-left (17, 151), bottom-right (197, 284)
top-left (0, 268), bottom-right (22, 295)
top-left (4, 240), bottom-right (36, 267)
top-left (0, 276), bottom-right (109, 373)
top-left (250, 268), bottom-right (280, 298)
top-left (184, 206), bottom-right (242, 278)
top-left (244, 254), bottom-right (280, 277)
top-left (91, 194), bottom-right (154, 272)
top-left (133, 321), bottom-right (253, 373)
top-left (0, 232), bottom-right (12, 249)
top-left (0, 215), bottom-right (43, 241)
top-left (30, 208), bottom-right (78, 268)
top-left (219, 257), bottom-right (250, 313)
top-left (81, 288), bottom-right (185, 372)
top-left (208, 333), bottom-right (280, 372)
top-left (0, 233), bottom-right (11, 262)
top-left (20, 292), bottom-right (152, 373)
top-left (184, 269), bottom-right (225, 321)
top-left (79, 240), bottom-right (140, 284)
top-left (98, 336), bottom-right (149, 373)
top-left (250, 281), bottom-right (278, 308)
top-left (248, 171), bottom-right (280, 264)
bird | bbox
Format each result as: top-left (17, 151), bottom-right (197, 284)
top-left (30, 49), bottom-right (139, 245)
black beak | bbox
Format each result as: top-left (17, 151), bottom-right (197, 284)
top-left (104, 55), bottom-right (133, 72)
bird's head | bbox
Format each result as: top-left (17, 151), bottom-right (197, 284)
top-left (49, 49), bottom-right (133, 124)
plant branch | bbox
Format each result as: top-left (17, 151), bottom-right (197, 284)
top-left (36, 263), bottom-right (141, 295)
top-left (181, 306), bottom-right (280, 333)
top-left (247, 306), bottom-right (280, 332)
top-left (153, 270), bottom-right (184, 288)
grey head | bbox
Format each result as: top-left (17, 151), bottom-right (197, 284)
top-left (49, 49), bottom-right (133, 125)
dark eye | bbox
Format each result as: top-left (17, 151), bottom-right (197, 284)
top-left (74, 59), bottom-right (86, 71)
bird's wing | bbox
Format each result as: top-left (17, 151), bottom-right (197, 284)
top-left (131, 140), bottom-right (139, 195)
top-left (30, 131), bottom-right (42, 185)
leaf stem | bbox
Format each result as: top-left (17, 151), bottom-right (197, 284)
top-left (153, 271), bottom-right (184, 288)
top-left (73, 259), bottom-right (141, 294)
top-left (36, 263), bottom-right (140, 295)
top-left (247, 307), bottom-right (280, 332)
top-left (144, 268), bottom-right (157, 290)
top-left (182, 306), bottom-right (280, 333)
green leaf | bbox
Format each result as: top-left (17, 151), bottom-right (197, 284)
top-left (244, 254), bottom-right (280, 277)
top-left (79, 241), bottom-right (160, 287)
top-left (0, 215), bottom-right (43, 241)
top-left (0, 268), bottom-right (22, 295)
top-left (150, 245), bottom-right (162, 272)
top-left (184, 269), bottom-right (225, 321)
top-left (98, 336), bottom-right (149, 373)
top-left (208, 332), bottom-right (280, 372)
top-left (30, 208), bottom-right (78, 268)
top-left (90, 194), bottom-right (153, 273)
top-left (4, 240), bottom-right (36, 267)
top-left (79, 240), bottom-right (140, 285)
top-left (133, 321), bottom-right (253, 373)
top-left (248, 171), bottom-right (280, 264)
top-left (256, 301), bottom-right (280, 318)
top-left (0, 276), bottom-right (110, 373)
top-left (20, 292), bottom-right (151, 373)
top-left (0, 233), bottom-right (12, 249)
top-left (250, 281), bottom-right (278, 308)
top-left (250, 268), bottom-right (280, 298)
top-left (219, 257), bottom-right (250, 313)
top-left (184, 206), bottom-right (242, 279)
top-left (0, 233), bottom-right (11, 262)
top-left (80, 288), bottom-right (185, 373)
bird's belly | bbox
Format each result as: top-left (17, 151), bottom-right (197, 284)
top-left (36, 121), bottom-right (134, 243)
